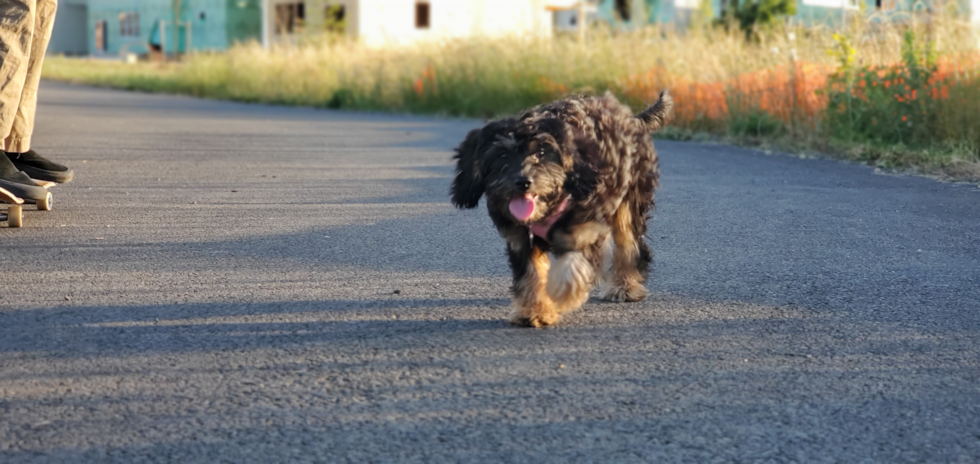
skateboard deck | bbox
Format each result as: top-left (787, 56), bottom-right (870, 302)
top-left (0, 187), bottom-right (24, 205)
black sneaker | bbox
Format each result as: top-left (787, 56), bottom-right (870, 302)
top-left (6, 150), bottom-right (73, 184)
top-left (0, 155), bottom-right (48, 201)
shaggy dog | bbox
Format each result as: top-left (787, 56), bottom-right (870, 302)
top-left (451, 90), bottom-right (673, 327)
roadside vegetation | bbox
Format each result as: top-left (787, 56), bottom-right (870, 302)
top-left (43, 8), bottom-right (980, 180)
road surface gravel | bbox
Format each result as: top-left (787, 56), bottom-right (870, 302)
top-left (1, 82), bottom-right (978, 463)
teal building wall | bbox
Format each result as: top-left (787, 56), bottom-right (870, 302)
top-left (87, 0), bottom-right (260, 55)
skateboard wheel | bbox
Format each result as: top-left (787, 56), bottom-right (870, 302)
top-left (8, 205), bottom-right (22, 227)
top-left (37, 192), bottom-right (52, 211)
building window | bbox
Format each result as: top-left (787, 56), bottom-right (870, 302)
top-left (615, 0), bottom-right (631, 21)
top-left (119, 12), bottom-right (139, 37)
top-left (325, 4), bottom-right (346, 33)
top-left (275, 2), bottom-right (306, 34)
top-left (415, 2), bottom-right (430, 29)
top-left (95, 20), bottom-right (107, 51)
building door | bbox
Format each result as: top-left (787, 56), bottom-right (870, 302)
top-left (95, 20), bottom-right (107, 52)
top-left (274, 2), bottom-right (306, 34)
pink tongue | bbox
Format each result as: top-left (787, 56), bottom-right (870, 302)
top-left (509, 194), bottom-right (536, 222)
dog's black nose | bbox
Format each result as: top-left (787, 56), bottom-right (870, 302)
top-left (515, 177), bottom-right (531, 191)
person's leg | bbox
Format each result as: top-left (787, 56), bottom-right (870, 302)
top-left (0, 0), bottom-right (35, 150)
top-left (5, 0), bottom-right (54, 152)
top-left (4, 0), bottom-right (72, 184)
top-left (0, 0), bottom-right (48, 200)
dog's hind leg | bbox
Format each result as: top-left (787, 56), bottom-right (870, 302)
top-left (602, 197), bottom-right (651, 303)
top-left (506, 236), bottom-right (560, 327)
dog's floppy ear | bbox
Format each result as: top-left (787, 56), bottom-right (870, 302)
top-left (451, 119), bottom-right (519, 208)
top-left (563, 137), bottom-right (600, 201)
top-left (564, 162), bottom-right (599, 201)
top-left (451, 128), bottom-right (486, 209)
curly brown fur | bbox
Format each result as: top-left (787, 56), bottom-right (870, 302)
top-left (451, 90), bottom-right (673, 327)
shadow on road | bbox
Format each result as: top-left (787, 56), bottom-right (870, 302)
top-left (1, 293), bottom-right (977, 462)
top-left (0, 297), bottom-right (513, 357)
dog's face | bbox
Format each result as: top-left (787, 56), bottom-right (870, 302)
top-left (451, 117), bottom-right (597, 225)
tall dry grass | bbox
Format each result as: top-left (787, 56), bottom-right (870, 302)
top-left (43, 10), bottom-right (980, 178)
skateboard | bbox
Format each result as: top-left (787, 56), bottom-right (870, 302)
top-left (27, 180), bottom-right (55, 211)
top-left (0, 187), bottom-right (24, 227)
top-left (1, 181), bottom-right (55, 228)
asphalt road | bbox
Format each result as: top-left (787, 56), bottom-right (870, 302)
top-left (1, 82), bottom-right (978, 463)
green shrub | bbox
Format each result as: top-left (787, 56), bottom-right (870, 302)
top-left (735, 0), bottom-right (797, 38)
top-left (826, 30), bottom-right (940, 146)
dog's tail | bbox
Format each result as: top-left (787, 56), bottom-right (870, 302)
top-left (635, 90), bottom-right (673, 133)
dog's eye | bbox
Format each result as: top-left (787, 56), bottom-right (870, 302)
top-left (540, 148), bottom-right (560, 163)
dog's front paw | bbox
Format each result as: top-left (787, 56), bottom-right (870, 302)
top-left (602, 282), bottom-right (648, 302)
top-left (510, 313), bottom-right (560, 328)
top-left (509, 306), bottom-right (561, 328)
top-left (547, 252), bottom-right (594, 312)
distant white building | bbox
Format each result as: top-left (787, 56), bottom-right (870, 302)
top-left (263, 0), bottom-right (580, 47)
